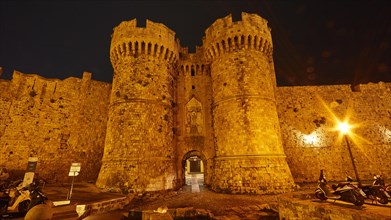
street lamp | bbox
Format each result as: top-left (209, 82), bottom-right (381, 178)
top-left (338, 122), bottom-right (361, 185)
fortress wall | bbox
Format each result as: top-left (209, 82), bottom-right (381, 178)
top-left (0, 71), bottom-right (111, 182)
top-left (276, 82), bottom-right (391, 182)
top-left (0, 80), bottom-right (12, 141)
top-left (176, 50), bottom-right (215, 186)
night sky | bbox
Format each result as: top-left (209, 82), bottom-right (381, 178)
top-left (0, 0), bottom-right (390, 86)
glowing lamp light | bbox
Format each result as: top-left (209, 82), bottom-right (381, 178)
top-left (338, 122), bottom-right (350, 134)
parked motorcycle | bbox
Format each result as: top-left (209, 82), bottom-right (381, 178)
top-left (0, 178), bottom-right (51, 218)
top-left (365, 174), bottom-right (391, 204)
top-left (346, 174), bottom-right (390, 205)
top-left (315, 170), bottom-right (366, 206)
top-left (372, 174), bottom-right (385, 186)
top-left (0, 179), bottom-right (30, 215)
top-left (386, 185), bottom-right (391, 199)
top-left (25, 179), bottom-right (51, 209)
top-left (373, 174), bottom-right (391, 196)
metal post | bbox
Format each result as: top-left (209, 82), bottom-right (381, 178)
top-left (67, 174), bottom-right (75, 200)
top-left (344, 135), bottom-right (361, 185)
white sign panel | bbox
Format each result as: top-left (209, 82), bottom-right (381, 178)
top-left (22, 157), bottom-right (39, 187)
top-left (69, 163), bottom-right (81, 176)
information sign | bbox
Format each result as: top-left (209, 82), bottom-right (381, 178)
top-left (69, 163), bottom-right (81, 176)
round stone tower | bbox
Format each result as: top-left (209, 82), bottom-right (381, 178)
top-left (203, 12), bottom-right (295, 194)
top-left (96, 19), bottom-right (180, 192)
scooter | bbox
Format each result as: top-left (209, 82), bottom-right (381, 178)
top-left (366, 174), bottom-right (391, 204)
top-left (25, 179), bottom-right (51, 209)
top-left (345, 174), bottom-right (389, 205)
top-left (315, 170), bottom-right (366, 206)
top-left (373, 175), bottom-right (391, 198)
top-left (373, 174), bottom-right (385, 186)
top-left (0, 178), bottom-right (51, 218)
top-left (0, 180), bottom-right (30, 215)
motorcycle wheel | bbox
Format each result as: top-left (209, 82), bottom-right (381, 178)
top-left (353, 196), bottom-right (365, 206)
top-left (315, 191), bottom-right (327, 200)
top-left (377, 196), bottom-right (388, 205)
top-left (18, 200), bottom-right (31, 212)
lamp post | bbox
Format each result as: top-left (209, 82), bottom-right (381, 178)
top-left (338, 122), bottom-right (361, 185)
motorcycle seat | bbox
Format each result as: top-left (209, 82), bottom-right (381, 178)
top-left (335, 181), bottom-right (356, 189)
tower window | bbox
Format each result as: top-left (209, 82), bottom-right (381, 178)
top-left (192, 85), bottom-right (195, 90)
top-left (191, 69), bottom-right (195, 76)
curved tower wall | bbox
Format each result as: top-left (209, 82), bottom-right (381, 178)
top-left (203, 12), bottom-right (295, 194)
top-left (96, 19), bottom-right (180, 192)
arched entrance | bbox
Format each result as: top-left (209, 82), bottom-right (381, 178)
top-left (182, 150), bottom-right (206, 191)
top-left (184, 156), bottom-right (204, 185)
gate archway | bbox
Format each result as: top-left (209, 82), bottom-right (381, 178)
top-left (181, 150), bottom-right (207, 187)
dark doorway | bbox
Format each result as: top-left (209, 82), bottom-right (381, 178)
top-left (190, 158), bottom-right (201, 172)
top-left (184, 156), bottom-right (204, 187)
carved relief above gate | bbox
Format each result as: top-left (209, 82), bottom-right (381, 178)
top-left (185, 97), bottom-right (204, 136)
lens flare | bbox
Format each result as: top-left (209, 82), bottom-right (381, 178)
top-left (338, 122), bottom-right (350, 134)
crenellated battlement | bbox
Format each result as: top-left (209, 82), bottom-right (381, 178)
top-left (110, 19), bottom-right (180, 67)
top-left (180, 46), bottom-right (209, 77)
top-left (203, 12), bottom-right (273, 61)
top-left (3, 71), bottom-right (110, 102)
top-left (180, 62), bottom-right (209, 77)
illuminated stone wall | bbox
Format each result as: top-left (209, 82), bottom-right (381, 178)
top-left (96, 19), bottom-right (179, 192)
top-left (0, 71), bottom-right (111, 182)
top-left (176, 48), bottom-right (215, 186)
top-left (1, 12), bottom-right (390, 194)
top-left (0, 80), bottom-right (12, 141)
top-left (276, 82), bottom-right (391, 182)
top-left (203, 12), bottom-right (295, 194)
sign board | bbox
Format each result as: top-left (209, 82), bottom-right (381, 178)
top-left (69, 163), bottom-right (81, 176)
top-left (26, 157), bottom-right (38, 172)
top-left (68, 163), bottom-right (81, 200)
top-left (22, 157), bottom-right (38, 187)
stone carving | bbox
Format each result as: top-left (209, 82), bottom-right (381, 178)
top-left (185, 98), bottom-right (203, 136)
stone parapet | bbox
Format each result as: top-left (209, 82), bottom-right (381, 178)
top-left (76, 195), bottom-right (131, 219)
top-left (110, 19), bottom-right (180, 69)
top-left (203, 12), bottom-right (273, 61)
